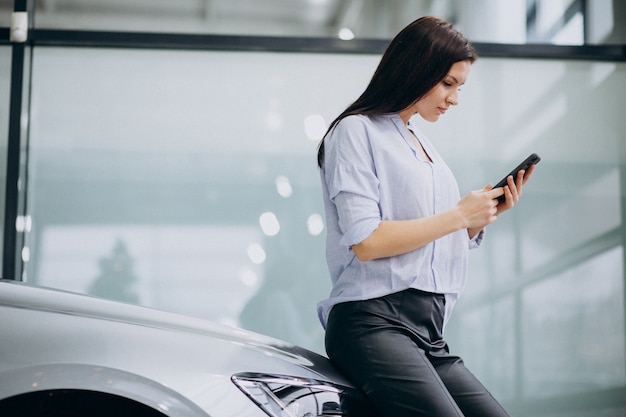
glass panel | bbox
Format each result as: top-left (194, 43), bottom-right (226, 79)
top-left (419, 58), bottom-right (626, 291)
top-left (25, 45), bottom-right (626, 416)
top-left (445, 296), bottom-right (517, 402)
top-left (31, 0), bottom-right (625, 45)
top-left (439, 58), bottom-right (626, 415)
top-left (522, 247), bottom-right (625, 397)
top-left (26, 47), bottom-right (379, 352)
top-left (1, 5), bottom-right (11, 27)
top-left (0, 46), bottom-right (11, 272)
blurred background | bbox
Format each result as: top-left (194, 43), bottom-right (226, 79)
top-left (1, 1), bottom-right (625, 416)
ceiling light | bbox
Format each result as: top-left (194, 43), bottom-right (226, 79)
top-left (338, 27), bottom-right (355, 40)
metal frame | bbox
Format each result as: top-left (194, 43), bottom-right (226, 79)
top-left (1, 28), bottom-right (624, 59)
top-left (2, 0), bottom-right (28, 280)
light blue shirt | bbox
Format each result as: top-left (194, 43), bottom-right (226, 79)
top-left (317, 113), bottom-right (483, 329)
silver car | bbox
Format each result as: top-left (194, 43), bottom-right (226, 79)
top-left (0, 279), bottom-right (374, 417)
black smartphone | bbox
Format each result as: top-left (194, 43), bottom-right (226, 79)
top-left (494, 153), bottom-right (541, 202)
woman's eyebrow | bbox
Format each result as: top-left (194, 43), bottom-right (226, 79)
top-left (446, 74), bottom-right (466, 86)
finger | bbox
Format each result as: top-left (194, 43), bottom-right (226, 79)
top-left (488, 186), bottom-right (505, 200)
top-left (502, 182), bottom-right (521, 205)
top-left (522, 164), bottom-right (536, 184)
top-left (506, 176), bottom-right (519, 197)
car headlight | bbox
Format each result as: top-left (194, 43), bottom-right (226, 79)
top-left (231, 372), bottom-right (374, 417)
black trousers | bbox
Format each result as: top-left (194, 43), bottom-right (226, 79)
top-left (325, 289), bottom-right (510, 417)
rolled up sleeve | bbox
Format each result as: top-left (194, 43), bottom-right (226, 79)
top-left (336, 203), bottom-right (381, 247)
top-left (324, 119), bottom-right (382, 248)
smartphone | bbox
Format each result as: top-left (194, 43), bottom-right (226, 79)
top-left (494, 153), bottom-right (541, 202)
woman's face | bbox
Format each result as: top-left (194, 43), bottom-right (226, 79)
top-left (402, 60), bottom-right (472, 124)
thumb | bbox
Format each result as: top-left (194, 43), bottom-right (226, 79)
top-left (483, 183), bottom-right (494, 191)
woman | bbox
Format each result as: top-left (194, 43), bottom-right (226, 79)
top-left (316, 16), bottom-right (534, 417)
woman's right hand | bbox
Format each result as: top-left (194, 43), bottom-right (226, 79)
top-left (457, 184), bottom-right (503, 230)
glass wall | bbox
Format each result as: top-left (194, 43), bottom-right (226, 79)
top-left (25, 47), bottom-right (379, 349)
top-left (436, 57), bottom-right (626, 416)
top-left (23, 44), bottom-right (626, 415)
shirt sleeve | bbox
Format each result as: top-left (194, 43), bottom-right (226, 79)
top-left (323, 117), bottom-right (382, 247)
top-left (469, 228), bottom-right (485, 249)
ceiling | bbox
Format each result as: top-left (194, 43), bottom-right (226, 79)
top-left (4, 0), bottom-right (453, 39)
top-left (2, 2), bottom-right (621, 48)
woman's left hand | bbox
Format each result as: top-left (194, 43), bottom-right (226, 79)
top-left (497, 164), bottom-right (536, 213)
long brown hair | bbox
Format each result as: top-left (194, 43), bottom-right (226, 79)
top-left (317, 16), bottom-right (477, 168)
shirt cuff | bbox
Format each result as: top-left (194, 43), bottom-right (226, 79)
top-left (469, 228), bottom-right (485, 249)
top-left (339, 217), bottom-right (381, 247)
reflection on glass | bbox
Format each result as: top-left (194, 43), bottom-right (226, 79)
top-left (447, 296), bottom-right (517, 402)
top-left (239, 267), bottom-right (259, 287)
top-left (522, 167), bottom-right (621, 271)
top-left (88, 239), bottom-right (139, 303)
top-left (521, 247), bottom-right (625, 398)
top-left (303, 114), bottom-right (327, 141)
top-left (247, 243), bottom-right (267, 265)
top-left (275, 176), bottom-right (293, 198)
top-left (259, 212), bottom-right (280, 236)
top-left (33, 225), bottom-right (264, 325)
top-left (307, 213), bottom-right (324, 236)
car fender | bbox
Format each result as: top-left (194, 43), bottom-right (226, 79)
top-left (0, 363), bottom-right (210, 417)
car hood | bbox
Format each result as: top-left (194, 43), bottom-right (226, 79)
top-left (0, 279), bottom-right (346, 384)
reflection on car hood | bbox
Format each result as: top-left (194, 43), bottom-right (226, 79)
top-left (0, 279), bottom-right (346, 384)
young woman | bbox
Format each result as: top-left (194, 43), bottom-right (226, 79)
top-left (316, 16), bottom-right (535, 417)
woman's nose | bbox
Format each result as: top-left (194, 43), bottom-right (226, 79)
top-left (447, 91), bottom-right (459, 106)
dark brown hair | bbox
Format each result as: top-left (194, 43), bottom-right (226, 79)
top-left (317, 16), bottom-right (477, 167)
